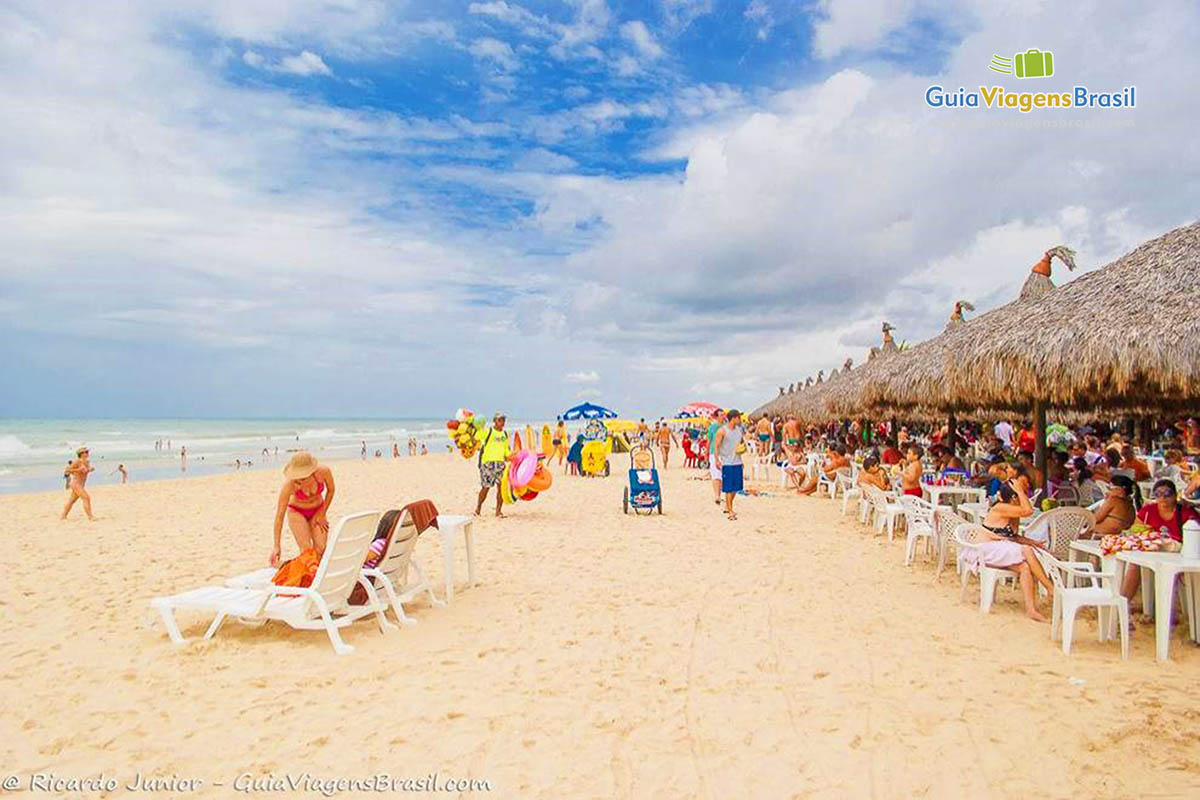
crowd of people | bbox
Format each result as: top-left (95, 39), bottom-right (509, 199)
top-left (729, 411), bottom-right (1200, 622)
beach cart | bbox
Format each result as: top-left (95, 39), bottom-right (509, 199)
top-left (623, 445), bottom-right (662, 515)
top-left (580, 418), bottom-right (611, 477)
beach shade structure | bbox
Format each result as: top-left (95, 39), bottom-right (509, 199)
top-left (676, 401), bottom-right (720, 418)
top-left (862, 220), bottom-right (1200, 414)
top-left (561, 402), bottom-right (618, 421)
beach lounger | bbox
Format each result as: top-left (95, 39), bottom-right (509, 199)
top-left (149, 511), bottom-right (393, 655)
top-left (224, 506), bottom-right (443, 627)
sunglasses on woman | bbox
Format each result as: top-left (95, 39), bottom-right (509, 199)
top-left (1154, 488), bottom-right (1176, 499)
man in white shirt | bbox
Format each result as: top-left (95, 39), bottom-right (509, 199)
top-left (993, 420), bottom-right (1014, 450)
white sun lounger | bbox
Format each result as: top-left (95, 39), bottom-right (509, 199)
top-left (149, 511), bottom-right (394, 655)
top-left (225, 506), bottom-right (443, 627)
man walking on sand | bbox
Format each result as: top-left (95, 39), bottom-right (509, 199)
top-left (713, 410), bottom-right (745, 520)
top-left (474, 412), bottom-right (512, 518)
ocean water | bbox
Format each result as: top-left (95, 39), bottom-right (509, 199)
top-left (0, 418), bottom-right (531, 494)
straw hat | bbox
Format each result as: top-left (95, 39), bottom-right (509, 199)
top-left (283, 451), bottom-right (320, 480)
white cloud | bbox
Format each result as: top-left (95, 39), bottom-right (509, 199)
top-left (661, 0), bottom-right (713, 32)
top-left (620, 20), bottom-right (662, 58)
top-left (575, 387), bottom-right (602, 399)
top-left (514, 147), bottom-right (577, 172)
top-left (744, 0), bottom-right (774, 41)
top-left (278, 50), bottom-right (332, 75)
top-left (2, 0), bottom-right (1197, 419)
top-left (469, 37), bottom-right (519, 71)
top-left (564, 370), bottom-right (600, 383)
top-left (241, 48), bottom-right (332, 76)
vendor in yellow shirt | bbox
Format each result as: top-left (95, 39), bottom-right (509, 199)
top-left (474, 412), bottom-right (512, 517)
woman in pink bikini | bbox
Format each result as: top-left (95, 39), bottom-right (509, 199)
top-left (270, 451), bottom-right (336, 567)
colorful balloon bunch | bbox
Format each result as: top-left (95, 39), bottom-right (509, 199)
top-left (445, 408), bottom-right (484, 459)
top-left (499, 449), bottom-right (553, 505)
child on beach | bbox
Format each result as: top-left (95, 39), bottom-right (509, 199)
top-left (61, 447), bottom-right (97, 520)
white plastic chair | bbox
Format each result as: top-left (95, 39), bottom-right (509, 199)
top-left (364, 508), bottom-right (444, 626)
top-left (898, 495), bottom-right (935, 566)
top-left (954, 523), bottom-right (1017, 614)
top-left (751, 453), bottom-right (772, 483)
top-left (817, 466), bottom-right (844, 499)
top-left (1039, 506), bottom-right (1096, 561)
top-left (841, 482), bottom-right (862, 516)
top-left (933, 508), bottom-right (969, 579)
top-left (151, 511), bottom-right (393, 655)
top-left (864, 485), bottom-right (904, 540)
top-left (1035, 549), bottom-right (1129, 658)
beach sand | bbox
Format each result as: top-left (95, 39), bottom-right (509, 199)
top-left (2, 453), bottom-right (1198, 798)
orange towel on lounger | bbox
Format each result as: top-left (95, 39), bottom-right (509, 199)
top-left (271, 548), bottom-right (320, 588)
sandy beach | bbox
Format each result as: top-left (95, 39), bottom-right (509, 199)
top-left (3, 453), bottom-right (1198, 798)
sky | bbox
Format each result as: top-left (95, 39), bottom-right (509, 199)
top-left (1, 0), bottom-right (1197, 419)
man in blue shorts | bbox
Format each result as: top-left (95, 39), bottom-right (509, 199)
top-left (713, 409), bottom-right (745, 520)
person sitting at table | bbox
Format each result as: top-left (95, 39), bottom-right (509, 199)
top-left (1119, 445), bottom-right (1152, 482)
top-left (1153, 448), bottom-right (1186, 483)
top-left (1047, 449), bottom-right (1070, 486)
top-left (1183, 470), bottom-right (1200, 505)
top-left (797, 445), bottom-right (848, 495)
top-left (783, 449), bottom-right (807, 491)
top-left (1090, 451), bottom-right (1114, 483)
top-left (1016, 451), bottom-right (1044, 493)
top-left (857, 456), bottom-right (890, 491)
top-left (1091, 475), bottom-right (1140, 537)
top-left (971, 455), bottom-right (1009, 495)
top-left (880, 439), bottom-right (903, 466)
top-left (1121, 479), bottom-right (1200, 608)
top-left (1073, 464), bottom-right (1106, 505)
top-left (963, 480), bottom-right (1054, 622)
top-left (900, 445), bottom-right (924, 497)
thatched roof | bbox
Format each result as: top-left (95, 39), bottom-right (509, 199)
top-left (863, 219), bottom-right (1200, 412)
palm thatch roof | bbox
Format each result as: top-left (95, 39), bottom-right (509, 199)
top-left (863, 219), bottom-right (1200, 413)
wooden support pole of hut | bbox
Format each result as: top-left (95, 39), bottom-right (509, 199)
top-left (1033, 401), bottom-right (1048, 497)
top-left (947, 412), bottom-right (958, 456)
top-left (1140, 417), bottom-right (1153, 452)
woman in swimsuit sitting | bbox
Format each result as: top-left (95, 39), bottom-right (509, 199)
top-left (271, 451), bottom-right (336, 567)
top-left (962, 480), bottom-right (1054, 621)
top-left (1091, 474), bottom-right (1140, 537)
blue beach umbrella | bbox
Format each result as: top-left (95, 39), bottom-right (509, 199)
top-left (561, 402), bottom-right (618, 420)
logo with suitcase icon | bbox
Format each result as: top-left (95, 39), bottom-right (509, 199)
top-left (989, 49), bottom-right (1054, 78)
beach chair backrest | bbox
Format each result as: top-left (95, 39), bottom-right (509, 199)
top-left (935, 508), bottom-right (968, 543)
top-left (899, 494), bottom-right (933, 525)
top-left (953, 523), bottom-right (988, 547)
top-left (1041, 506), bottom-right (1095, 560)
top-left (377, 508), bottom-right (420, 590)
top-left (308, 511), bottom-right (381, 615)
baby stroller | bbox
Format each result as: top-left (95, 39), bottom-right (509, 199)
top-left (623, 445), bottom-right (663, 515)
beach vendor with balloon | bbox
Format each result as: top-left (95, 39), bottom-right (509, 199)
top-left (449, 409), bottom-right (554, 517)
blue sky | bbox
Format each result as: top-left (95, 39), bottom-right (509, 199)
top-left (1, 0), bottom-right (1197, 419)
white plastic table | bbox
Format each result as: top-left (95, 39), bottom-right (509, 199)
top-left (923, 484), bottom-right (985, 510)
top-left (1115, 550), bottom-right (1200, 662)
top-left (434, 514), bottom-right (477, 602)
